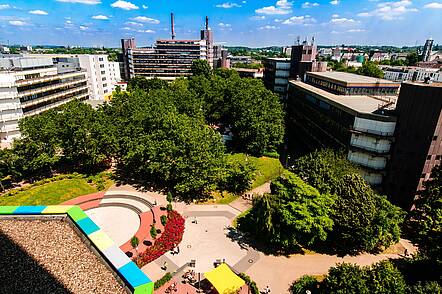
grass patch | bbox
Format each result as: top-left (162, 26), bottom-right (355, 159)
top-left (227, 153), bottom-right (284, 189)
top-left (232, 207), bottom-right (251, 227)
top-left (0, 172), bottom-right (114, 206)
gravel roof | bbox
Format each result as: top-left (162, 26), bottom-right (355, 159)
top-left (0, 218), bottom-right (127, 294)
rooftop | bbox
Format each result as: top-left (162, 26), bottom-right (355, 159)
top-left (0, 218), bottom-right (126, 294)
top-left (290, 79), bottom-right (397, 118)
top-left (308, 71), bottom-right (399, 86)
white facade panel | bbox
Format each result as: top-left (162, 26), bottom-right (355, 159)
top-left (347, 150), bottom-right (387, 170)
top-left (350, 133), bottom-right (391, 153)
top-left (353, 117), bottom-right (396, 136)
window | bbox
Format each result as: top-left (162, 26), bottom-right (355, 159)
top-left (100, 64), bottom-right (104, 68)
top-left (433, 136), bottom-right (438, 141)
top-left (99, 57), bottom-right (104, 61)
top-left (437, 155), bottom-right (442, 160)
top-left (427, 155), bottom-right (432, 160)
top-left (101, 70), bottom-right (105, 74)
top-left (421, 173), bottom-right (426, 178)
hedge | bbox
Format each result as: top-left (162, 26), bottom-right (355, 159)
top-left (154, 272), bottom-right (172, 289)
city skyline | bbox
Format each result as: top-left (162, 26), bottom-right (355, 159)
top-left (0, 0), bottom-right (441, 47)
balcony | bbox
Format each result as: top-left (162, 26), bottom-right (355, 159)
top-left (23, 92), bottom-right (89, 117)
top-left (17, 78), bottom-right (87, 98)
top-left (15, 71), bottom-right (86, 87)
top-left (21, 85), bottom-right (89, 108)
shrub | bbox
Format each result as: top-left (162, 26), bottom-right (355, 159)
top-left (150, 224), bottom-right (157, 239)
top-left (154, 272), bottom-right (172, 290)
top-left (262, 151), bottom-right (280, 159)
top-left (238, 273), bottom-right (259, 294)
top-left (161, 215), bottom-right (167, 226)
top-left (408, 281), bottom-right (442, 294)
top-left (166, 203), bottom-right (173, 212)
top-left (130, 236), bottom-right (139, 249)
top-left (291, 275), bottom-right (319, 294)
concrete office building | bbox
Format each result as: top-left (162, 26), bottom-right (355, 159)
top-left (121, 14), bottom-right (213, 80)
top-left (213, 45), bottom-right (230, 68)
top-left (289, 38), bottom-right (327, 80)
top-left (263, 57), bottom-right (291, 96)
top-left (422, 38), bottom-right (434, 62)
top-left (0, 56), bottom-right (89, 145)
top-left (385, 82), bottom-right (442, 209)
top-left (26, 54), bottom-right (121, 100)
top-left (382, 66), bottom-right (442, 83)
top-left (287, 71), bottom-right (400, 185)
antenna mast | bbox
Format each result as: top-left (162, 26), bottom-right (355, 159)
top-left (171, 13), bottom-right (176, 40)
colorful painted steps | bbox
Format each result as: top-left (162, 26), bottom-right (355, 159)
top-left (0, 205), bottom-right (154, 294)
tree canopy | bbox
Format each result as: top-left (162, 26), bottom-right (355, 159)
top-left (239, 170), bottom-right (335, 251)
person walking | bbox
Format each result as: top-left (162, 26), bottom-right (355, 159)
top-left (264, 285), bottom-right (271, 293)
top-left (163, 261), bottom-right (168, 270)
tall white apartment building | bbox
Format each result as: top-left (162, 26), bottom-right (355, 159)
top-left (0, 56), bottom-right (89, 145)
top-left (26, 54), bottom-right (121, 100)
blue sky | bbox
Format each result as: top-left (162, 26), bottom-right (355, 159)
top-left (0, 0), bottom-right (441, 47)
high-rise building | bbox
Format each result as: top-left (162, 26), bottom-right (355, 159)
top-left (121, 14), bottom-right (214, 80)
top-left (289, 38), bottom-right (326, 80)
top-left (0, 56), bottom-right (89, 146)
top-left (201, 16), bottom-right (214, 68)
top-left (263, 57), bottom-right (291, 96)
top-left (287, 71), bottom-right (400, 185)
top-left (25, 54), bottom-right (121, 100)
top-left (385, 82), bottom-right (442, 209)
top-left (121, 38), bottom-right (136, 80)
top-left (422, 38), bottom-right (434, 62)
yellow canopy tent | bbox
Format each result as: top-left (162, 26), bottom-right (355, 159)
top-left (204, 263), bottom-right (245, 294)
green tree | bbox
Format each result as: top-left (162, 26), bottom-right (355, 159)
top-left (368, 261), bottom-right (407, 294)
top-left (221, 154), bottom-right (256, 194)
top-left (239, 171), bottom-right (334, 250)
top-left (291, 275), bottom-right (319, 294)
top-left (128, 76), bottom-right (168, 92)
top-left (191, 59), bottom-right (212, 77)
top-left (131, 236), bottom-right (139, 249)
top-left (407, 164), bottom-right (442, 264)
top-left (356, 61), bottom-right (385, 78)
top-left (321, 263), bottom-right (370, 294)
top-left (408, 281), bottom-right (442, 294)
top-left (406, 52), bottom-right (419, 66)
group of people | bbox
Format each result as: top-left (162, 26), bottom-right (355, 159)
top-left (171, 246), bottom-right (180, 255)
top-left (182, 269), bottom-right (196, 284)
top-left (242, 193), bottom-right (255, 201)
top-left (165, 281), bottom-right (177, 293)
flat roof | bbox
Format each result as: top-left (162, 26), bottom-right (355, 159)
top-left (264, 57), bottom-right (291, 62)
top-left (289, 80), bottom-right (397, 119)
top-left (0, 218), bottom-right (127, 294)
top-left (404, 81), bottom-right (442, 88)
top-left (307, 71), bottom-right (400, 86)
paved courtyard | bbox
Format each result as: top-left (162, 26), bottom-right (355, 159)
top-left (86, 206), bottom-right (139, 246)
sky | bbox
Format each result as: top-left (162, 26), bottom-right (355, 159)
top-left (0, 0), bottom-right (441, 48)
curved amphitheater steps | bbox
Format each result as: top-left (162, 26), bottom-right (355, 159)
top-left (100, 197), bottom-right (151, 212)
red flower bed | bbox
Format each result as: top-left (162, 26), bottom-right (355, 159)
top-left (137, 210), bottom-right (185, 266)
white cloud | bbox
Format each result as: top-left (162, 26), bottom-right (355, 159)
top-left (79, 25), bottom-right (89, 30)
top-left (125, 21), bottom-right (143, 27)
top-left (424, 2), bottom-right (442, 9)
top-left (332, 13), bottom-right (339, 18)
top-left (0, 4), bottom-right (11, 9)
top-left (111, 0), bottom-right (139, 10)
top-left (250, 15), bottom-right (266, 20)
top-left (131, 16), bottom-right (160, 24)
top-left (347, 29), bottom-right (366, 32)
top-left (92, 15), bottom-right (109, 20)
top-left (259, 25), bottom-right (279, 30)
top-left (218, 22), bottom-right (232, 27)
top-left (302, 2), bottom-right (319, 8)
top-left (282, 15), bottom-right (315, 25)
top-left (9, 20), bottom-right (28, 26)
top-left (29, 10), bottom-right (48, 15)
top-left (57, 0), bottom-right (101, 4)
top-left (142, 4), bottom-right (148, 9)
top-left (330, 17), bottom-right (357, 25)
top-left (137, 29), bottom-right (155, 33)
top-left (216, 2), bottom-right (241, 8)
top-left (330, 0), bottom-right (339, 5)
top-left (357, 0), bottom-right (418, 20)
top-left (256, 0), bottom-right (293, 15)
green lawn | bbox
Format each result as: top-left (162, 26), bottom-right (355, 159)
top-left (0, 178), bottom-right (99, 206)
top-left (207, 154), bottom-right (284, 204)
top-left (227, 153), bottom-right (284, 189)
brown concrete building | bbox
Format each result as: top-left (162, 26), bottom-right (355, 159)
top-left (385, 82), bottom-right (442, 209)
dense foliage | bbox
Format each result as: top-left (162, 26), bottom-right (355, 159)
top-left (153, 272), bottom-right (172, 290)
top-left (238, 170), bottom-right (335, 251)
top-left (292, 261), bottom-right (407, 294)
top-left (407, 164), bottom-right (442, 264)
top-left (292, 149), bottom-right (403, 254)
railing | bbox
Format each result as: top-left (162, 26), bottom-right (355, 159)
top-left (17, 78), bottom-right (87, 98)
top-left (15, 71), bottom-right (86, 86)
top-left (23, 93), bottom-right (88, 117)
top-left (21, 85), bottom-right (88, 108)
